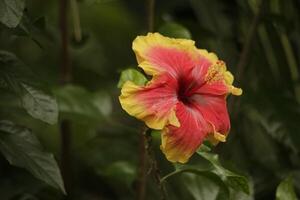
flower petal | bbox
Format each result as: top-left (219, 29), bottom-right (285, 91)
top-left (191, 58), bottom-right (242, 96)
top-left (160, 102), bottom-right (210, 163)
top-left (190, 94), bottom-right (230, 143)
top-left (119, 74), bottom-right (180, 130)
top-left (132, 33), bottom-right (197, 77)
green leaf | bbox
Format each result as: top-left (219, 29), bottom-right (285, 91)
top-left (161, 165), bottom-right (230, 200)
top-left (159, 22), bottom-right (192, 39)
top-left (21, 84), bottom-right (58, 125)
top-left (182, 173), bottom-right (229, 200)
top-left (276, 177), bottom-right (298, 200)
top-left (0, 51), bottom-right (58, 124)
top-left (0, 120), bottom-right (65, 193)
top-left (197, 150), bottom-right (250, 194)
top-left (0, 0), bottom-right (25, 28)
top-left (54, 85), bottom-right (112, 119)
top-left (117, 68), bottom-right (147, 88)
top-left (161, 147), bottom-right (249, 199)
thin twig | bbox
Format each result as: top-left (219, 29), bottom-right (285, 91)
top-left (59, 0), bottom-right (72, 197)
top-left (229, 0), bottom-right (265, 115)
top-left (235, 0), bottom-right (265, 83)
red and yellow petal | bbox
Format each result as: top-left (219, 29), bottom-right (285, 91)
top-left (119, 75), bottom-right (180, 130)
top-left (190, 94), bottom-right (230, 144)
top-left (197, 49), bottom-right (219, 64)
top-left (132, 33), bottom-right (197, 77)
top-left (160, 102), bottom-right (210, 163)
top-left (204, 60), bottom-right (242, 96)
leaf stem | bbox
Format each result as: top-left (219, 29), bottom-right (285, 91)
top-left (160, 169), bottom-right (200, 183)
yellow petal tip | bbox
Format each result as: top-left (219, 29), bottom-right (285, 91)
top-left (231, 87), bottom-right (243, 96)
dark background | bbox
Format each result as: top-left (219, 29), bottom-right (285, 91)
top-left (0, 0), bottom-right (300, 199)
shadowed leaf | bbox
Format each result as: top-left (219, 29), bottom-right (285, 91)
top-left (0, 120), bottom-right (65, 193)
top-left (0, 51), bottom-right (58, 124)
top-left (0, 0), bottom-right (25, 28)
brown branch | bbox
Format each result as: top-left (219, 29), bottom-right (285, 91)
top-left (144, 131), bottom-right (167, 200)
top-left (59, 0), bottom-right (72, 197)
top-left (137, 126), bottom-right (148, 200)
top-left (137, 0), bottom-right (167, 199)
top-left (136, 1), bottom-right (156, 199)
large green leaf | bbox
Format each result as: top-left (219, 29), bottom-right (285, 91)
top-left (0, 0), bottom-right (25, 28)
top-left (161, 162), bottom-right (230, 200)
top-left (54, 85), bottom-right (112, 119)
top-left (161, 146), bottom-right (249, 199)
top-left (276, 177), bottom-right (298, 200)
top-left (117, 68), bottom-right (147, 88)
top-left (0, 120), bottom-right (65, 193)
top-left (197, 150), bottom-right (250, 194)
top-left (0, 51), bottom-right (58, 124)
top-left (182, 173), bottom-right (228, 200)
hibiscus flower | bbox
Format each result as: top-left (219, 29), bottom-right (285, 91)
top-left (119, 33), bottom-right (242, 163)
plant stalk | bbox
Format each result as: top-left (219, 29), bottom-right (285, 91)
top-left (59, 0), bottom-right (72, 197)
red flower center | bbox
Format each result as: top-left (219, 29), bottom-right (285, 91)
top-left (177, 77), bottom-right (194, 105)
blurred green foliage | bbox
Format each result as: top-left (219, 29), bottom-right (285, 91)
top-left (0, 0), bottom-right (300, 199)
